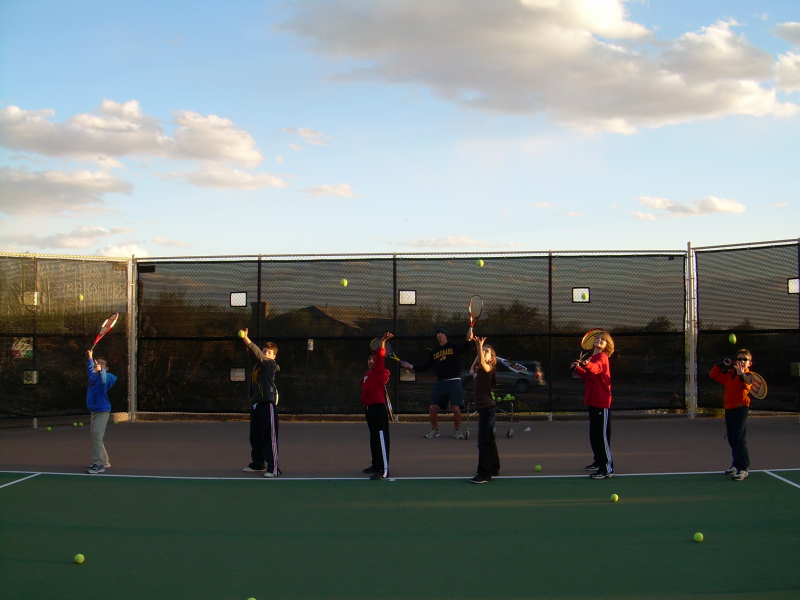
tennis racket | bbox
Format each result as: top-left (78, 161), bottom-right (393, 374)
top-left (747, 372), bottom-right (767, 400)
top-left (576, 328), bottom-right (605, 363)
top-left (384, 388), bottom-right (395, 421)
top-left (370, 338), bottom-right (402, 363)
top-left (468, 295), bottom-right (483, 337)
top-left (91, 312), bottom-right (119, 350)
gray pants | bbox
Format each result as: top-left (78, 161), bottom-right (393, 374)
top-left (90, 411), bottom-right (110, 466)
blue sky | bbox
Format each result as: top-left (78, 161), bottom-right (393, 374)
top-left (1, 0), bottom-right (798, 257)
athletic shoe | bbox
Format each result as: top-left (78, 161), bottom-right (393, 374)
top-left (264, 471), bottom-right (278, 478)
top-left (369, 471), bottom-right (385, 480)
top-left (733, 470), bottom-right (748, 481)
top-left (453, 429), bottom-right (465, 440)
top-left (87, 464), bottom-right (105, 474)
top-left (584, 463), bottom-right (599, 471)
top-left (243, 465), bottom-right (266, 472)
top-left (589, 471), bottom-right (612, 480)
top-left (470, 475), bottom-right (490, 484)
top-left (424, 429), bottom-right (441, 438)
top-left (363, 466), bottom-right (380, 474)
top-left (724, 466), bottom-right (738, 475)
top-left (88, 462), bottom-right (112, 469)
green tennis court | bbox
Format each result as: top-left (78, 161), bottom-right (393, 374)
top-left (2, 470), bottom-right (799, 599)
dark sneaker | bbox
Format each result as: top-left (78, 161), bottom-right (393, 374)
top-left (243, 465), bottom-right (266, 472)
top-left (723, 466), bottom-right (738, 475)
top-left (589, 471), bottom-right (612, 480)
top-left (471, 475), bottom-right (490, 484)
top-left (585, 463), bottom-right (599, 471)
top-left (87, 464), bottom-right (105, 474)
top-left (363, 466), bottom-right (380, 474)
top-left (733, 470), bottom-right (748, 481)
top-left (369, 471), bottom-right (385, 480)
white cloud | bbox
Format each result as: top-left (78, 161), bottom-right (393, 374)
top-left (563, 211), bottom-right (585, 217)
top-left (631, 211), bottom-right (657, 221)
top-left (283, 127), bottom-right (329, 146)
top-left (533, 202), bottom-right (554, 208)
top-left (300, 183), bottom-right (356, 198)
top-left (404, 235), bottom-right (521, 248)
top-left (770, 202), bottom-right (788, 207)
top-left (637, 195), bottom-right (746, 217)
top-left (774, 22), bottom-right (800, 45)
top-left (183, 165), bottom-right (289, 190)
top-left (0, 167), bottom-right (132, 215)
top-left (777, 52), bottom-right (800, 92)
top-left (97, 244), bottom-right (150, 257)
top-left (0, 226), bottom-right (135, 249)
top-left (154, 237), bottom-right (193, 248)
top-left (288, 143), bottom-right (303, 150)
top-left (279, 2), bottom-right (798, 132)
top-left (0, 100), bottom-right (265, 165)
top-left (275, 155), bottom-right (284, 163)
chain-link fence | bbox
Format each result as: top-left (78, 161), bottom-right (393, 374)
top-left (2, 241), bottom-right (797, 419)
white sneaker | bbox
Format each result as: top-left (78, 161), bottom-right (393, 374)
top-left (424, 429), bottom-right (441, 438)
top-left (723, 466), bottom-right (738, 475)
top-left (243, 465), bottom-right (266, 472)
top-left (733, 470), bottom-right (748, 481)
top-left (87, 464), bottom-right (105, 474)
top-left (453, 429), bottom-right (465, 440)
top-left (264, 471), bottom-right (278, 478)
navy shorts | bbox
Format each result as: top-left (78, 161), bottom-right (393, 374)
top-left (430, 379), bottom-right (464, 411)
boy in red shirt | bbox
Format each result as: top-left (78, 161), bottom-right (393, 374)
top-left (709, 349), bottom-right (754, 481)
top-left (571, 331), bottom-right (615, 480)
top-left (362, 332), bottom-right (393, 480)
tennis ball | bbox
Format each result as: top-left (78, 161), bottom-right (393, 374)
top-left (340, 278), bottom-right (348, 287)
top-left (78, 294), bottom-right (84, 301)
top-left (79, 422), bottom-right (83, 427)
top-left (47, 426), bottom-right (51, 431)
top-left (728, 333), bottom-right (737, 345)
top-left (581, 292), bottom-right (589, 300)
top-left (610, 493), bottom-right (619, 502)
top-left (238, 330), bottom-right (246, 338)
top-left (694, 532), bottom-right (704, 543)
top-left (477, 259), bottom-right (484, 267)
top-left (535, 465), bottom-right (542, 472)
top-left (73, 422), bottom-right (77, 427)
top-left (74, 554), bottom-right (84, 564)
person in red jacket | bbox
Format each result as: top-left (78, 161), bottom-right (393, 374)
top-left (571, 331), bottom-right (615, 479)
top-left (362, 332), bottom-right (393, 480)
top-left (709, 349), bottom-right (754, 481)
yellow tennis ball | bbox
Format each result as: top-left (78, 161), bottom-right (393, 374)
top-left (79, 422), bottom-right (83, 427)
top-left (581, 292), bottom-right (589, 300)
top-left (477, 259), bottom-right (484, 267)
top-left (78, 294), bottom-right (84, 301)
top-left (728, 333), bottom-right (736, 344)
top-left (610, 493), bottom-right (619, 502)
top-left (535, 465), bottom-right (542, 472)
top-left (74, 554), bottom-right (84, 564)
top-left (73, 422), bottom-right (77, 427)
top-left (694, 532), bottom-right (704, 543)
top-left (340, 279), bottom-right (348, 287)
top-left (238, 330), bottom-right (246, 338)
top-left (47, 426), bottom-right (52, 431)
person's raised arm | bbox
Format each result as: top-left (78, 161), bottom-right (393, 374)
top-left (475, 337), bottom-right (492, 373)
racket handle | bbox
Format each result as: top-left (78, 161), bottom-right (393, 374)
top-left (468, 326), bottom-right (473, 337)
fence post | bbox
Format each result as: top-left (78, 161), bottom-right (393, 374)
top-left (127, 256), bottom-right (138, 423)
top-left (686, 242), bottom-right (698, 418)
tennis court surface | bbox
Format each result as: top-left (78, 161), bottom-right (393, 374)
top-left (2, 467), bottom-right (800, 599)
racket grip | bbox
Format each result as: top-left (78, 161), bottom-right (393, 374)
top-left (468, 326), bottom-right (473, 337)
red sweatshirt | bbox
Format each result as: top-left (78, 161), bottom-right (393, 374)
top-left (574, 352), bottom-right (612, 409)
top-left (361, 348), bottom-right (390, 407)
top-left (709, 365), bottom-right (752, 409)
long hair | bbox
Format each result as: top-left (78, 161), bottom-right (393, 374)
top-left (598, 332), bottom-right (615, 356)
top-left (482, 344), bottom-right (497, 367)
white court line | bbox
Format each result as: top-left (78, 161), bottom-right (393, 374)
top-left (0, 472), bottom-right (40, 489)
top-left (0, 468), bottom-right (798, 483)
top-left (764, 470), bottom-right (800, 490)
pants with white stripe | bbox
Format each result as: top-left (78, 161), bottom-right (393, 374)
top-left (588, 406), bottom-right (613, 474)
top-left (250, 401), bottom-right (279, 475)
top-left (366, 403), bottom-right (390, 476)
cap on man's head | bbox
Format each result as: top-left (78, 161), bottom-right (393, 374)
top-left (435, 326), bottom-right (448, 335)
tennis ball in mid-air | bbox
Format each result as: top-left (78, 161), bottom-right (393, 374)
top-left (610, 493), bottom-right (619, 502)
top-left (74, 554), bottom-right (84, 564)
top-left (47, 426), bottom-right (52, 431)
top-left (694, 532), bottom-right (704, 543)
top-left (477, 259), bottom-right (484, 267)
top-left (78, 294), bottom-right (84, 301)
top-left (535, 465), bottom-right (542, 472)
top-left (238, 330), bottom-right (246, 338)
top-left (581, 292), bottom-right (589, 300)
top-left (340, 278), bottom-right (348, 287)
top-left (728, 333), bottom-right (737, 345)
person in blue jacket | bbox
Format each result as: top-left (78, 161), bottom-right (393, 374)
top-left (86, 349), bottom-right (117, 474)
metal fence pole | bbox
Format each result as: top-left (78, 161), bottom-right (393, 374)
top-left (127, 256), bottom-right (138, 422)
top-left (685, 242), bottom-right (698, 418)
